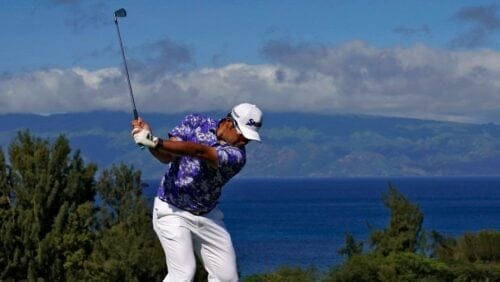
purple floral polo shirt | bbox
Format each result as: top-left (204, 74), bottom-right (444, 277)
top-left (157, 113), bottom-right (246, 214)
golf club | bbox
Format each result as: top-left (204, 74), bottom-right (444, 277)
top-left (114, 8), bottom-right (139, 120)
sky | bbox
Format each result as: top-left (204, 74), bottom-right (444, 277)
top-left (2, 0), bottom-right (500, 124)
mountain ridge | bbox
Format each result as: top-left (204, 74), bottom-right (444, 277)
top-left (1, 111), bottom-right (499, 179)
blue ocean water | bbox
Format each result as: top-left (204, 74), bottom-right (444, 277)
top-left (145, 177), bottom-right (500, 277)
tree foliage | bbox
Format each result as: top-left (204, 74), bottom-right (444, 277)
top-left (337, 233), bottom-right (363, 259)
top-left (324, 252), bottom-right (452, 282)
top-left (2, 131), bottom-right (500, 281)
top-left (453, 230), bottom-right (500, 263)
top-left (0, 131), bottom-right (166, 281)
top-left (249, 184), bottom-right (500, 281)
top-left (0, 132), bottom-right (97, 280)
top-left (369, 184), bottom-right (424, 255)
top-left (244, 266), bottom-right (318, 282)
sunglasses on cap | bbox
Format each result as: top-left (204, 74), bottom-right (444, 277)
top-left (228, 116), bottom-right (242, 135)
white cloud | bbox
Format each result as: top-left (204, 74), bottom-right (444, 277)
top-left (0, 68), bottom-right (125, 114)
top-left (2, 41), bottom-right (500, 123)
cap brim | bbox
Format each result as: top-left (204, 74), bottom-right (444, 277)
top-left (239, 126), bottom-right (261, 142)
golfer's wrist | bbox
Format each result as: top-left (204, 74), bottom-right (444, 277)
top-left (154, 137), bottom-right (164, 149)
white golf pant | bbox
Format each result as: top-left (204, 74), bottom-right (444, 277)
top-left (152, 197), bottom-right (238, 282)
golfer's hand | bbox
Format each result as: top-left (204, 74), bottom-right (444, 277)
top-left (131, 128), bottom-right (159, 148)
top-left (131, 117), bottom-right (152, 131)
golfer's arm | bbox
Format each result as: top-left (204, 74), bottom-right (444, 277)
top-left (156, 139), bottom-right (218, 167)
top-left (148, 137), bottom-right (178, 164)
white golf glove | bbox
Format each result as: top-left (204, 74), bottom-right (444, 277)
top-left (131, 128), bottom-right (159, 148)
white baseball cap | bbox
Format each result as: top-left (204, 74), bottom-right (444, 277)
top-left (230, 103), bottom-right (263, 142)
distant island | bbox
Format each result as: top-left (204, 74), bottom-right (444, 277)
top-left (1, 111), bottom-right (499, 179)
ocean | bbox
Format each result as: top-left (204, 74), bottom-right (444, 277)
top-left (145, 177), bottom-right (500, 277)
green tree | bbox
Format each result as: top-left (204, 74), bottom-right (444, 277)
top-left (325, 185), bottom-right (449, 282)
top-left (370, 184), bottom-right (424, 255)
top-left (0, 131), bottom-right (97, 280)
top-left (324, 252), bottom-right (452, 282)
top-left (0, 147), bottom-right (19, 279)
top-left (337, 233), bottom-right (363, 259)
top-left (0, 131), bottom-right (168, 281)
top-left (244, 266), bottom-right (318, 282)
top-left (242, 184), bottom-right (500, 281)
top-left (454, 230), bottom-right (500, 263)
top-left (84, 164), bottom-right (166, 281)
top-left (430, 229), bottom-right (500, 281)
top-left (428, 230), bottom-right (456, 259)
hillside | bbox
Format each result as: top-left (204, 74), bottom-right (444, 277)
top-left (1, 111), bottom-right (500, 179)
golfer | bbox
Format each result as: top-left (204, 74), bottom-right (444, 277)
top-left (131, 103), bottom-right (263, 282)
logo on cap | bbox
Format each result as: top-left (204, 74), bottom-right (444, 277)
top-left (246, 119), bottom-right (262, 128)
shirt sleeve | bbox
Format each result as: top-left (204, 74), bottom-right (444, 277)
top-left (216, 145), bottom-right (246, 172)
top-left (169, 114), bottom-right (199, 141)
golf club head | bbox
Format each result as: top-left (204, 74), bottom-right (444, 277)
top-left (114, 8), bottom-right (127, 19)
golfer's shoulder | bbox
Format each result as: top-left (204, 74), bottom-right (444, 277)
top-left (216, 144), bottom-right (246, 166)
top-left (183, 113), bottom-right (217, 128)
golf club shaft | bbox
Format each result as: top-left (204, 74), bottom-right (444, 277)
top-left (114, 18), bottom-right (139, 120)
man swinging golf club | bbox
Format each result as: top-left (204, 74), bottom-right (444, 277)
top-left (131, 103), bottom-right (263, 282)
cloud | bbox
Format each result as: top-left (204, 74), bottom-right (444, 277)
top-left (0, 68), bottom-right (124, 114)
top-left (261, 40), bottom-right (500, 122)
top-left (450, 5), bottom-right (500, 48)
top-left (2, 41), bottom-right (500, 124)
top-left (261, 40), bottom-right (328, 67)
top-left (130, 38), bottom-right (195, 83)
